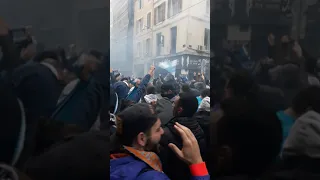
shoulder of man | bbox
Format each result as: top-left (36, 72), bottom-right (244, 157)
top-left (137, 170), bottom-right (170, 180)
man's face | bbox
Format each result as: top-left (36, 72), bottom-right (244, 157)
top-left (144, 118), bottom-right (164, 152)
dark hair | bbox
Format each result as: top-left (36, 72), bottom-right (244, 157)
top-left (121, 77), bottom-right (129, 82)
top-left (88, 49), bottom-right (103, 60)
top-left (119, 99), bottom-right (135, 112)
top-left (181, 83), bottom-right (190, 93)
top-left (291, 86), bottom-right (320, 115)
top-left (15, 38), bottom-right (33, 53)
top-left (117, 103), bottom-right (157, 146)
top-left (201, 89), bottom-right (210, 98)
top-left (178, 92), bottom-right (198, 117)
top-left (227, 71), bottom-right (258, 99)
top-left (147, 85), bottom-right (156, 95)
top-left (213, 98), bottom-right (282, 176)
top-left (161, 82), bottom-right (175, 94)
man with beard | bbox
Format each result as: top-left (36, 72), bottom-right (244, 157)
top-left (110, 103), bottom-right (209, 180)
top-left (159, 92), bottom-right (206, 180)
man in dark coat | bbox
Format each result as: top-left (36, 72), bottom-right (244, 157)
top-left (159, 92), bottom-right (206, 180)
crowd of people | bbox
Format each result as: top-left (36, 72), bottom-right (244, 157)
top-left (110, 65), bottom-right (211, 180)
top-left (109, 34), bottom-right (320, 180)
top-left (2, 14), bottom-right (320, 180)
top-left (0, 18), bottom-right (110, 180)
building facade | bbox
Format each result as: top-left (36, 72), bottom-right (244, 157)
top-left (211, 0), bottom-right (294, 59)
top-left (110, 0), bottom-right (133, 75)
top-left (133, 0), bottom-right (210, 78)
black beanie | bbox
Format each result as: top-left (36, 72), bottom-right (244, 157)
top-left (116, 103), bottom-right (158, 146)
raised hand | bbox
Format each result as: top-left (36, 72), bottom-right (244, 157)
top-left (148, 65), bottom-right (155, 77)
top-left (168, 122), bottom-right (203, 165)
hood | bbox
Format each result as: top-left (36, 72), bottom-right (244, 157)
top-left (282, 111), bottom-right (320, 158)
top-left (199, 97), bottom-right (210, 112)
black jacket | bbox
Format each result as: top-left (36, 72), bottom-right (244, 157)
top-left (155, 96), bottom-right (173, 125)
top-left (159, 116), bottom-right (206, 180)
top-left (24, 131), bottom-right (110, 180)
top-left (12, 62), bottom-right (64, 119)
top-left (11, 62), bottom-right (64, 167)
top-left (194, 111), bottom-right (210, 145)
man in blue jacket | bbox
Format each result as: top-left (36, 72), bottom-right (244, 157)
top-left (126, 66), bottom-right (155, 103)
top-left (110, 103), bottom-right (210, 180)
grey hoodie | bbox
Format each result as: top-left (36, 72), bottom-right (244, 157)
top-left (282, 110), bottom-right (320, 158)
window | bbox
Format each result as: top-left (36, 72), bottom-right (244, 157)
top-left (147, 12), bottom-right (151, 29)
top-left (146, 38), bottom-right (151, 56)
top-left (137, 42), bottom-right (141, 57)
top-left (139, 0), bottom-right (143, 9)
top-left (168, 0), bottom-right (182, 18)
top-left (136, 18), bottom-right (143, 34)
top-left (170, 26), bottom-right (177, 54)
top-left (204, 28), bottom-right (210, 50)
top-left (156, 33), bottom-right (163, 56)
top-left (154, 2), bottom-right (166, 24)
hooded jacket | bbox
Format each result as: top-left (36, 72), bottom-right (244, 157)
top-left (113, 81), bottom-right (130, 100)
top-left (282, 110), bottom-right (320, 158)
top-left (126, 74), bottom-right (151, 103)
top-left (267, 111), bottom-right (320, 180)
top-left (159, 116), bottom-right (206, 180)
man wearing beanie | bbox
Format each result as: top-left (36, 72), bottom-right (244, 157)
top-left (113, 77), bottom-right (131, 100)
top-left (110, 103), bottom-right (209, 180)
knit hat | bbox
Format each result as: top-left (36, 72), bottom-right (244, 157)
top-left (0, 81), bottom-right (26, 165)
top-left (199, 97), bottom-right (210, 112)
top-left (116, 103), bottom-right (158, 145)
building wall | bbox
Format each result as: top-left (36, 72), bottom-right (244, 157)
top-left (131, 0), bottom-right (210, 75)
top-left (134, 0), bottom-right (154, 59)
